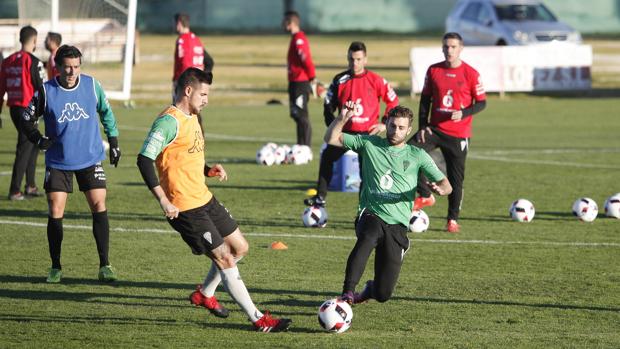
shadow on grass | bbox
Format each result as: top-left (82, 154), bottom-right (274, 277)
top-left (0, 312), bottom-right (318, 332)
top-left (0, 313), bottom-right (200, 325)
top-left (1, 275), bottom-right (616, 318)
top-left (0, 274), bottom-right (334, 298)
top-left (0, 208), bottom-right (165, 222)
top-left (452, 211), bottom-right (575, 223)
top-left (394, 295), bottom-right (620, 313)
top-left (0, 288), bottom-right (183, 308)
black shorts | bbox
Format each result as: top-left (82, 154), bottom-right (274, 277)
top-left (167, 196), bottom-right (239, 255)
top-left (44, 163), bottom-right (107, 193)
top-left (287, 81), bottom-right (311, 120)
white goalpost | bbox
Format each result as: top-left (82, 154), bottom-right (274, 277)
top-left (15, 0), bottom-right (138, 101)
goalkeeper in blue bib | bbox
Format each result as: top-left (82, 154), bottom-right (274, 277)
top-left (20, 45), bottom-right (121, 284)
top-left (325, 101), bottom-right (452, 304)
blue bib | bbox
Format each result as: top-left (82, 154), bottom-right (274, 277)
top-left (43, 74), bottom-right (105, 170)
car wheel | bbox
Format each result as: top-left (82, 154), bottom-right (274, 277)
top-left (496, 39), bottom-right (507, 46)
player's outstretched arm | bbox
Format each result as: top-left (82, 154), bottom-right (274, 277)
top-left (324, 100), bottom-right (355, 147)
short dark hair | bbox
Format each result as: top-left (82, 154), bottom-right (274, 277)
top-left (54, 45), bottom-right (82, 67)
top-left (284, 10), bottom-right (300, 23)
top-left (175, 13), bottom-right (190, 28)
top-left (387, 105), bottom-right (414, 126)
top-left (443, 32), bottom-right (463, 43)
top-left (175, 67), bottom-right (213, 96)
top-left (47, 32), bottom-right (62, 46)
top-left (19, 25), bottom-right (37, 44)
top-left (348, 41), bottom-right (367, 54)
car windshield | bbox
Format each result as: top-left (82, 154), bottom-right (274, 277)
top-left (494, 4), bottom-right (557, 21)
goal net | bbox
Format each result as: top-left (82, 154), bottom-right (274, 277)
top-left (16, 0), bottom-right (137, 101)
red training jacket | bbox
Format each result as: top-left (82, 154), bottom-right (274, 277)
top-left (287, 31), bottom-right (315, 82)
top-left (324, 70), bottom-right (399, 133)
top-left (422, 60), bottom-right (486, 138)
top-left (0, 50), bottom-right (45, 107)
top-left (173, 32), bottom-right (204, 81)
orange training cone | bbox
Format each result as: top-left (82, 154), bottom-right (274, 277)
top-left (270, 241), bottom-right (288, 250)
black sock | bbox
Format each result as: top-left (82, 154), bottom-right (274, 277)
top-left (92, 211), bottom-right (110, 267)
top-left (47, 216), bottom-right (63, 269)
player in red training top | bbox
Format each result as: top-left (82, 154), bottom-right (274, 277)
top-left (173, 13), bottom-right (214, 93)
top-left (407, 32), bottom-right (486, 233)
top-left (305, 41), bottom-right (399, 207)
top-left (0, 25), bottom-right (46, 200)
top-left (44, 31), bottom-right (62, 79)
top-left (283, 10), bottom-right (316, 146)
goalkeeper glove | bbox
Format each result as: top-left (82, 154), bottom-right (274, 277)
top-left (108, 136), bottom-right (121, 167)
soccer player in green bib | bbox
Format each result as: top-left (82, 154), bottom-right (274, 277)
top-left (325, 101), bottom-right (452, 304)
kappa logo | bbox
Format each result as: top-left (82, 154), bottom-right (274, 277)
top-left (58, 103), bottom-right (90, 123)
top-left (188, 131), bottom-right (204, 153)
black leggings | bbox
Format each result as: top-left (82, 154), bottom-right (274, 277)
top-left (342, 211), bottom-right (410, 302)
top-left (10, 106), bottom-right (39, 194)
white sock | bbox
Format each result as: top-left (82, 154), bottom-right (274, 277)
top-left (201, 256), bottom-right (243, 297)
top-left (220, 266), bottom-right (263, 322)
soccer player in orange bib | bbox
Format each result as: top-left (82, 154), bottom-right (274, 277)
top-left (137, 68), bottom-right (291, 333)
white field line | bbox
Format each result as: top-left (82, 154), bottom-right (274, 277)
top-left (468, 154), bottom-right (620, 169)
top-left (474, 148), bottom-right (620, 155)
top-left (1, 219), bottom-right (619, 248)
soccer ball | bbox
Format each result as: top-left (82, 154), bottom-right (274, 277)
top-left (604, 193), bottom-right (620, 219)
top-left (256, 146), bottom-right (275, 166)
top-left (279, 145), bottom-right (292, 164)
top-left (409, 209), bottom-right (429, 233)
top-left (287, 145), bottom-right (310, 165)
top-left (102, 140), bottom-right (110, 151)
top-left (273, 146), bottom-right (288, 165)
top-left (264, 142), bottom-right (278, 152)
top-left (299, 144), bottom-right (313, 161)
top-left (317, 298), bottom-right (353, 333)
top-left (509, 199), bottom-right (535, 222)
top-left (572, 197), bottom-right (598, 222)
top-left (302, 205), bottom-right (327, 228)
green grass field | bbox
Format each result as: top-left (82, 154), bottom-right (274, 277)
top-left (0, 35), bottom-right (619, 348)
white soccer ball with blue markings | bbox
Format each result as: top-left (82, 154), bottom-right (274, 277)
top-left (318, 298), bottom-right (353, 333)
top-left (256, 146), bottom-right (275, 166)
top-left (409, 209), bottom-right (430, 233)
top-left (509, 199), bottom-right (535, 222)
top-left (572, 197), bottom-right (598, 222)
top-left (604, 193), bottom-right (620, 219)
top-left (302, 205), bottom-right (327, 228)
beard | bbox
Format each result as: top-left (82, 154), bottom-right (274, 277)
top-left (189, 104), bottom-right (202, 115)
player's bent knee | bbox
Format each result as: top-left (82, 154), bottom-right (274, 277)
top-left (236, 242), bottom-right (249, 257)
